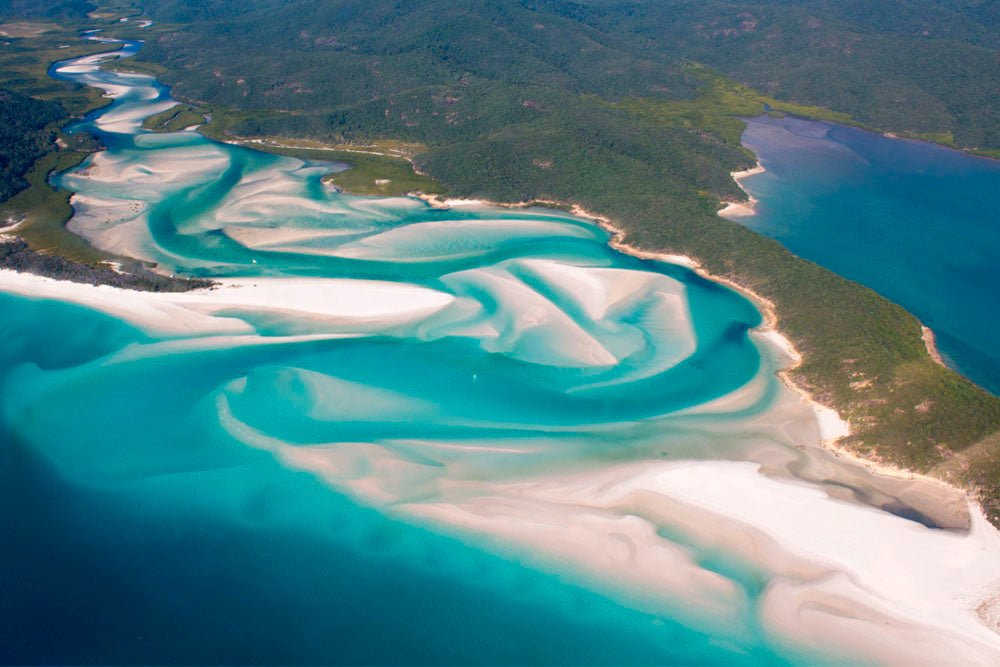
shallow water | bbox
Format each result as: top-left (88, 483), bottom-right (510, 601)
top-left (1, 38), bottom-right (998, 665)
top-left (732, 115), bottom-right (1000, 395)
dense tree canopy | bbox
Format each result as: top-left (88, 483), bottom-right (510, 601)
top-left (0, 88), bottom-right (64, 204)
top-left (140, 0), bottom-right (1000, 150)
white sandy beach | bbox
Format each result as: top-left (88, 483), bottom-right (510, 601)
top-left (0, 270), bottom-right (454, 336)
top-left (402, 458), bottom-right (1000, 665)
top-left (3, 252), bottom-right (999, 664)
top-left (719, 163), bottom-right (765, 218)
top-left (718, 195), bottom-right (759, 217)
top-left (16, 29), bottom-right (999, 666)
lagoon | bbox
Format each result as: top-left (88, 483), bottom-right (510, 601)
top-left (1, 36), bottom-right (999, 665)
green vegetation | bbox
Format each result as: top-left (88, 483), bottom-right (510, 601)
top-left (0, 19), bottom-right (117, 262)
top-left (0, 27), bottom-right (115, 116)
top-left (896, 131), bottom-right (957, 146)
top-left (560, 0), bottom-right (1000, 152)
top-left (0, 147), bottom-right (213, 291)
top-left (194, 106), bottom-right (446, 194)
top-left (0, 87), bottom-right (65, 202)
top-left (135, 0), bottom-right (1000, 155)
top-left (141, 102), bottom-right (205, 132)
top-left (100, 56), bottom-right (165, 77)
top-left (618, 64), bottom-right (859, 147)
top-left (0, 239), bottom-right (215, 291)
top-left (230, 140), bottom-right (446, 196)
top-left (195, 106), bottom-right (286, 144)
top-left (3, 0), bottom-right (1000, 518)
top-left (126, 0), bottom-right (1000, 520)
top-left (214, 134), bottom-right (447, 196)
top-left (0, 148), bottom-right (109, 263)
top-left (0, 0), bottom-right (93, 21)
top-left (972, 148), bottom-right (1000, 160)
top-left (0, 7), bottom-right (213, 291)
top-left (322, 151), bottom-right (446, 196)
top-left (525, 200), bottom-right (573, 212)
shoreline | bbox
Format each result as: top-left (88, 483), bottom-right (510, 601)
top-left (922, 325), bottom-right (947, 368)
top-left (3, 205), bottom-right (998, 661)
top-left (3, 253), bottom-right (997, 663)
top-left (405, 191), bottom-right (978, 499)
top-left (18, 29), bottom-right (1000, 663)
top-left (9, 34), bottom-right (980, 500)
top-left (718, 163), bottom-right (764, 217)
top-left (399, 458), bottom-right (1000, 664)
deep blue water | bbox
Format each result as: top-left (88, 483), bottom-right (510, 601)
top-left (0, 38), bottom-right (818, 665)
top-left (0, 299), bottom-right (763, 665)
top-left (5, 32), bottom-right (997, 666)
top-left (735, 115), bottom-right (1000, 394)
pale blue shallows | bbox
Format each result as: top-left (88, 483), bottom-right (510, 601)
top-left (0, 40), bottom-right (846, 665)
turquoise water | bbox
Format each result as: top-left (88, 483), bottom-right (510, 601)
top-left (2, 38), bottom-right (961, 664)
top-left (734, 115), bottom-right (1000, 395)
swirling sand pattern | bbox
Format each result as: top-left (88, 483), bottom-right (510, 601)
top-left (0, 38), bottom-right (998, 665)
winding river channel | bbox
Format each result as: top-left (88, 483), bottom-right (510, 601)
top-left (1, 35), bottom-right (999, 664)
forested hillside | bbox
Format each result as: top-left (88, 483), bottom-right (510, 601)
top-left (139, 0), bottom-right (1000, 152)
top-left (0, 0), bottom-right (93, 19)
top-left (0, 88), bottom-right (64, 204)
top-left (571, 0), bottom-right (1000, 150)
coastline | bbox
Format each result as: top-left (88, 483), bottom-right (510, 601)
top-left (922, 325), bottom-right (947, 368)
top-left (718, 163), bottom-right (764, 217)
top-left (3, 231), bottom-right (999, 663)
top-left (5, 176), bottom-right (956, 495)
top-left (718, 196), bottom-right (758, 217)
top-left (397, 192), bottom-right (1000, 660)
top-left (399, 457), bottom-right (1000, 665)
top-left (405, 190), bottom-right (981, 501)
top-left (3, 193), bottom-right (998, 662)
top-left (8, 21), bottom-right (998, 665)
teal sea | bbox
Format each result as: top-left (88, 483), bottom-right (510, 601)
top-left (733, 115), bottom-right (1000, 395)
top-left (2, 35), bottom-right (999, 665)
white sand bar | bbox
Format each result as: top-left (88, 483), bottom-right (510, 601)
top-left (0, 270), bottom-right (454, 336)
top-left (447, 460), bottom-right (1000, 665)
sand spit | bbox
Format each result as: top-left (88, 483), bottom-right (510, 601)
top-left (922, 325), bottom-right (947, 368)
top-left (733, 163), bottom-right (766, 180)
top-left (223, 225), bottom-right (360, 249)
top-left (0, 270), bottom-right (454, 336)
top-left (405, 459), bottom-right (1000, 664)
top-left (719, 196), bottom-right (759, 217)
top-left (719, 163), bottom-right (765, 218)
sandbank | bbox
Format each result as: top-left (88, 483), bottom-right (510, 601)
top-left (0, 270), bottom-right (454, 336)
top-left (406, 192), bottom-right (984, 515)
top-left (403, 459), bottom-right (1000, 664)
top-left (732, 163), bottom-right (766, 181)
top-left (223, 225), bottom-right (360, 249)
